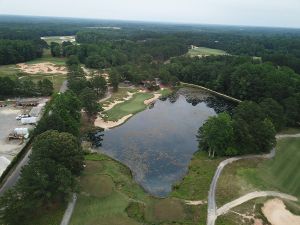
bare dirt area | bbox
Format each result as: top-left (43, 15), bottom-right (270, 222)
top-left (262, 198), bottom-right (300, 225)
top-left (17, 63), bottom-right (67, 75)
top-left (94, 114), bottom-right (133, 130)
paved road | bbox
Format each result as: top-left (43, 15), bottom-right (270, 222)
top-left (217, 191), bottom-right (298, 216)
top-left (0, 149), bottom-right (31, 196)
top-left (206, 149), bottom-right (275, 225)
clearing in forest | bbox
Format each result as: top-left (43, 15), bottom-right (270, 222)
top-left (188, 46), bottom-right (228, 57)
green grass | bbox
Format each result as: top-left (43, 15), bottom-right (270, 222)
top-left (216, 137), bottom-right (300, 208)
top-left (239, 138), bottom-right (300, 198)
top-left (103, 92), bottom-right (154, 121)
top-left (0, 64), bottom-right (19, 77)
top-left (0, 49), bottom-right (67, 92)
top-left (103, 88), bottom-right (137, 105)
top-left (187, 47), bottom-right (227, 57)
top-left (158, 88), bottom-right (173, 97)
top-left (171, 151), bottom-right (223, 201)
top-left (70, 153), bottom-right (203, 225)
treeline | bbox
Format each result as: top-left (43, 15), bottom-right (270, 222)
top-left (0, 76), bottom-right (54, 99)
top-left (74, 31), bottom-right (188, 63)
top-left (165, 56), bottom-right (300, 128)
top-left (198, 101), bottom-right (276, 157)
top-left (0, 40), bottom-right (44, 65)
top-left (66, 56), bottom-right (105, 118)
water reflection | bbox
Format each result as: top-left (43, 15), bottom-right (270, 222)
top-left (94, 88), bottom-right (234, 197)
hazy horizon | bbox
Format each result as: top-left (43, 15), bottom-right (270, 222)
top-left (0, 0), bottom-right (300, 28)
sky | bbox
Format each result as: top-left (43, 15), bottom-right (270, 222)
top-left (0, 0), bottom-right (300, 28)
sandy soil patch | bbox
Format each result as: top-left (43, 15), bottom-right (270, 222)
top-left (17, 63), bottom-right (67, 75)
top-left (185, 200), bottom-right (207, 205)
top-left (262, 198), bottom-right (300, 225)
top-left (102, 91), bottom-right (135, 111)
top-left (144, 93), bottom-right (161, 105)
top-left (94, 114), bottom-right (133, 130)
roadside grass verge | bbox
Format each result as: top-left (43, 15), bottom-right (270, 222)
top-left (187, 47), bottom-right (227, 57)
top-left (103, 92), bottom-right (154, 121)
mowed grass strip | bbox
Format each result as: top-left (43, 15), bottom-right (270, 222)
top-left (216, 137), bottom-right (300, 207)
top-left (103, 92), bottom-right (154, 121)
top-left (188, 47), bottom-right (227, 57)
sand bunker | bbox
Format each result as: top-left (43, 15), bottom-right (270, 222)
top-left (102, 91), bottom-right (135, 111)
top-left (144, 93), bottom-right (161, 105)
top-left (94, 114), bottom-right (133, 130)
top-left (185, 200), bottom-right (206, 205)
top-left (17, 63), bottom-right (67, 75)
top-left (262, 198), bottom-right (300, 225)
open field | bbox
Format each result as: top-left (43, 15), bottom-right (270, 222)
top-left (70, 153), bottom-right (202, 225)
top-left (41, 36), bottom-right (76, 45)
top-left (0, 50), bottom-right (67, 92)
top-left (187, 47), bottom-right (227, 57)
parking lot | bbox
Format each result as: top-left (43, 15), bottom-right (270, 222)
top-left (0, 98), bottom-right (48, 176)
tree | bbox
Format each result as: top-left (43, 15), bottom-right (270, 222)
top-left (109, 70), bottom-right (120, 91)
top-left (91, 75), bottom-right (107, 97)
top-left (50, 42), bottom-right (61, 57)
top-left (233, 101), bottom-right (276, 154)
top-left (37, 79), bottom-right (54, 96)
top-left (66, 55), bottom-right (80, 67)
top-left (30, 130), bottom-right (84, 176)
top-left (259, 98), bottom-right (285, 131)
top-left (197, 112), bottom-right (235, 158)
top-left (80, 87), bottom-right (102, 119)
top-left (0, 130), bottom-right (84, 225)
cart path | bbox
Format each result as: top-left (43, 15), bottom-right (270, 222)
top-left (207, 133), bottom-right (300, 225)
top-left (60, 194), bottom-right (77, 225)
top-left (216, 191), bottom-right (298, 216)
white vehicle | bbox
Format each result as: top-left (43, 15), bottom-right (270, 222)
top-left (16, 114), bottom-right (30, 120)
top-left (13, 128), bottom-right (29, 139)
top-left (21, 117), bottom-right (37, 125)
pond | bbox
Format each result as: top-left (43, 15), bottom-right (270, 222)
top-left (95, 87), bottom-right (235, 197)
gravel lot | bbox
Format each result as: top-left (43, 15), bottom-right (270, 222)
top-left (0, 105), bottom-right (31, 175)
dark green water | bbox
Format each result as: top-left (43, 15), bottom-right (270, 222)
top-left (96, 88), bottom-right (234, 197)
